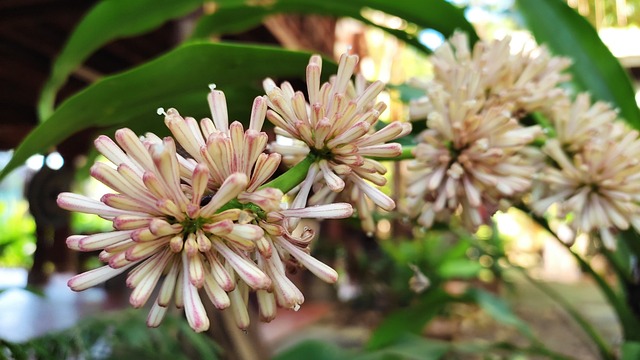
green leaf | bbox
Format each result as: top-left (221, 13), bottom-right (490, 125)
top-left (357, 335), bottom-right (450, 360)
top-left (192, 0), bottom-right (478, 54)
top-left (274, 339), bottom-right (348, 360)
top-left (515, 0), bottom-right (640, 129)
top-left (38, 0), bottom-right (203, 120)
top-left (367, 289), bottom-right (453, 350)
top-left (467, 288), bottom-right (533, 339)
top-left (436, 259), bottom-right (482, 279)
top-left (1, 43), bottom-right (336, 180)
top-left (388, 83), bottom-right (426, 103)
top-left (622, 341), bottom-right (640, 360)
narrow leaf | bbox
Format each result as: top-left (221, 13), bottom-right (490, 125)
top-left (467, 288), bottom-right (533, 339)
top-left (1, 43), bottom-right (336, 180)
top-left (367, 289), bottom-right (452, 350)
top-left (192, 0), bottom-right (478, 54)
top-left (38, 0), bottom-right (203, 120)
top-left (516, 0), bottom-right (640, 129)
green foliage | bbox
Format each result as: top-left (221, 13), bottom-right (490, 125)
top-left (273, 335), bottom-right (450, 360)
top-left (366, 288), bottom-right (453, 350)
top-left (622, 341), bottom-right (640, 360)
top-left (38, 0), bottom-right (203, 120)
top-left (466, 288), bottom-right (533, 339)
top-left (191, 0), bottom-right (478, 55)
top-left (576, 0), bottom-right (640, 28)
top-left (0, 43), bottom-right (337, 180)
top-left (71, 211), bottom-right (112, 235)
top-left (0, 309), bottom-right (221, 360)
top-left (0, 201), bottom-right (36, 268)
top-left (515, 0), bottom-right (640, 129)
top-left (274, 339), bottom-right (349, 360)
top-left (357, 335), bottom-right (450, 360)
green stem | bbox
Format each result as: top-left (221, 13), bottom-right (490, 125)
top-left (600, 246), bottom-right (633, 284)
top-left (514, 266), bottom-right (615, 359)
top-left (368, 145), bottom-right (415, 162)
top-left (260, 153), bottom-right (316, 194)
top-left (520, 205), bottom-right (640, 341)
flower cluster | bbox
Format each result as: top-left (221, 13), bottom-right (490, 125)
top-left (403, 32), bottom-right (564, 230)
top-left (531, 94), bottom-right (640, 248)
top-left (263, 53), bottom-right (411, 234)
top-left (410, 32), bottom-right (571, 120)
top-left (58, 83), bottom-right (353, 332)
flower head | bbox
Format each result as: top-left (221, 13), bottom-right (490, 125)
top-left (163, 88), bottom-right (353, 327)
top-left (404, 47), bottom-right (543, 230)
top-left (59, 88), bottom-right (353, 331)
top-left (410, 32), bottom-right (571, 121)
top-left (532, 100), bottom-right (640, 249)
top-left (263, 53), bottom-right (410, 233)
top-left (58, 129), bottom-right (260, 332)
top-left (547, 93), bottom-right (620, 151)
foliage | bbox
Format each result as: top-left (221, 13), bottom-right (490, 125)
top-left (516, 0), bottom-right (640, 128)
top-left (0, 201), bottom-right (36, 268)
top-left (0, 309), bottom-right (221, 360)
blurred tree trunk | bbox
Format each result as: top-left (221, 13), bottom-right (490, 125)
top-left (264, 14), bottom-right (336, 56)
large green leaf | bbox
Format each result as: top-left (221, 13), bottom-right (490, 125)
top-left (191, 0), bottom-right (478, 54)
top-left (467, 288), bottom-right (533, 339)
top-left (516, 0), bottom-right (640, 129)
top-left (357, 335), bottom-right (450, 360)
top-left (38, 0), bottom-right (203, 121)
top-left (1, 43), bottom-right (335, 180)
top-left (274, 340), bottom-right (349, 360)
top-left (366, 289), bottom-right (453, 350)
top-left (622, 341), bottom-right (640, 360)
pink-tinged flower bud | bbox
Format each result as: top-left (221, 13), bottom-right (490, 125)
top-left (129, 251), bottom-right (172, 308)
top-left (228, 283), bottom-right (250, 330)
top-left (212, 240), bottom-right (271, 290)
top-left (68, 264), bottom-right (133, 291)
top-left (181, 252), bottom-right (210, 332)
top-left (147, 300), bottom-right (169, 328)
top-left (203, 273), bottom-right (231, 310)
top-left (257, 289), bottom-right (277, 322)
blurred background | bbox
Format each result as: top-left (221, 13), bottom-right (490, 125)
top-left (1, 0), bottom-right (640, 359)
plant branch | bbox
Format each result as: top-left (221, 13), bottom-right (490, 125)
top-left (368, 145), bottom-right (415, 162)
top-left (260, 153), bottom-right (316, 194)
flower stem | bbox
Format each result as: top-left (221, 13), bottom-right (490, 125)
top-left (260, 153), bottom-right (316, 194)
top-left (368, 145), bottom-right (415, 161)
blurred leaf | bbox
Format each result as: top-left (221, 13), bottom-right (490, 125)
top-left (367, 289), bottom-right (453, 350)
top-left (357, 334), bottom-right (449, 360)
top-left (38, 0), bottom-right (203, 120)
top-left (451, 340), bottom-right (573, 360)
top-left (437, 259), bottom-right (482, 279)
top-left (274, 339), bottom-right (349, 360)
top-left (1, 43), bottom-right (336, 180)
top-left (176, 320), bottom-right (222, 359)
top-left (619, 229), bottom-right (640, 259)
top-left (388, 83), bottom-right (425, 103)
top-left (515, 0), bottom-right (640, 129)
top-left (622, 341), bottom-right (640, 360)
top-left (3, 309), bottom-right (220, 359)
top-left (467, 288), bottom-right (533, 339)
top-left (192, 0), bottom-right (478, 55)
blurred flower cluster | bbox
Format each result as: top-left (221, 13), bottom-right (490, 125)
top-left (405, 31), bottom-right (640, 250)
